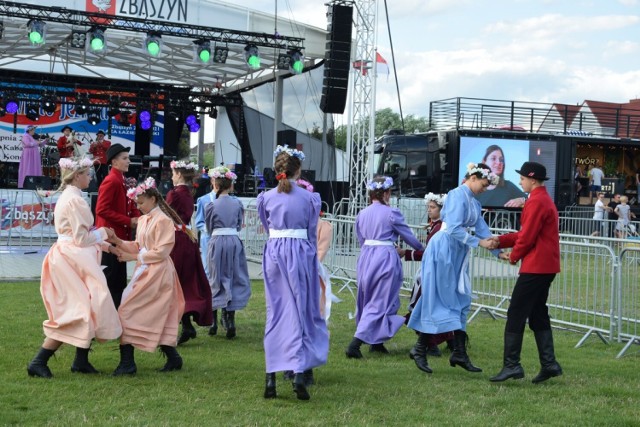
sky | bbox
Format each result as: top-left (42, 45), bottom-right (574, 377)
top-left (230, 0), bottom-right (640, 119)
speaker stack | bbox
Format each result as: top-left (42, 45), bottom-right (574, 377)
top-left (320, 4), bottom-right (353, 115)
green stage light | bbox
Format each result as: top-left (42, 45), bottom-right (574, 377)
top-left (244, 45), bottom-right (260, 70)
top-left (194, 40), bottom-right (211, 64)
top-left (145, 33), bottom-right (162, 57)
top-left (89, 28), bottom-right (106, 52)
top-left (27, 20), bottom-right (46, 45)
top-left (290, 50), bottom-right (304, 74)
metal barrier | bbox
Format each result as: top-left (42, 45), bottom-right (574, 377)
top-left (1, 188), bottom-right (59, 253)
top-left (616, 246), bottom-right (640, 358)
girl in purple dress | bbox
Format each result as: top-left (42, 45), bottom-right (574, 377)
top-left (205, 166), bottom-right (251, 339)
top-left (345, 176), bottom-right (424, 358)
top-left (18, 125), bottom-right (45, 188)
top-left (257, 145), bottom-right (328, 401)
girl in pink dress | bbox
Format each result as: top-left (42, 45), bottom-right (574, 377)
top-left (27, 157), bottom-right (122, 378)
top-left (108, 178), bottom-right (186, 375)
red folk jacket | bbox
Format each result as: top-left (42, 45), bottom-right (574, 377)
top-left (404, 219), bottom-right (442, 261)
top-left (95, 168), bottom-right (140, 239)
top-left (89, 139), bottom-right (111, 165)
top-left (498, 186), bottom-right (560, 274)
top-left (57, 135), bottom-right (82, 158)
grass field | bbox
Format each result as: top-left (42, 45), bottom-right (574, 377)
top-left (0, 280), bottom-right (638, 426)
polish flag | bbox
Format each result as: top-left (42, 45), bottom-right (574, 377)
top-left (352, 52), bottom-right (390, 80)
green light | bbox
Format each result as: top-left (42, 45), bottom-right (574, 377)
top-left (247, 55), bottom-right (260, 69)
top-left (29, 31), bottom-right (43, 44)
top-left (292, 59), bottom-right (303, 74)
top-left (91, 37), bottom-right (104, 51)
top-left (147, 40), bottom-right (160, 56)
top-left (199, 49), bottom-right (210, 63)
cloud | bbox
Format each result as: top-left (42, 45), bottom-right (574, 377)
top-left (618, 0), bottom-right (639, 5)
top-left (485, 14), bottom-right (639, 38)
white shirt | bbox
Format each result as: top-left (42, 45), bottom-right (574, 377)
top-left (593, 199), bottom-right (605, 220)
top-left (590, 167), bottom-right (604, 186)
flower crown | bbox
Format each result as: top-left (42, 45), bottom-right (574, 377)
top-left (274, 144), bottom-right (305, 161)
top-left (170, 160), bottom-right (198, 170)
top-left (296, 178), bottom-right (314, 193)
top-left (466, 162), bottom-right (500, 186)
top-left (424, 192), bottom-right (446, 206)
top-left (208, 166), bottom-right (237, 181)
top-left (59, 157), bottom-right (94, 171)
top-left (127, 177), bottom-right (157, 200)
top-left (367, 176), bottom-right (393, 191)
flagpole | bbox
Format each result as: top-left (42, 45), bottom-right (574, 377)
top-left (369, 1), bottom-right (379, 178)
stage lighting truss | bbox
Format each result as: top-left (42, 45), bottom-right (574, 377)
top-left (70, 29), bottom-right (86, 49)
top-left (88, 27), bottom-right (106, 53)
top-left (193, 40), bottom-right (211, 64)
top-left (25, 104), bottom-right (40, 121)
top-left (144, 32), bottom-right (162, 57)
top-left (27, 20), bottom-right (46, 46)
top-left (87, 109), bottom-right (102, 126)
top-left (75, 94), bottom-right (90, 115)
top-left (4, 92), bottom-right (19, 114)
top-left (213, 44), bottom-right (229, 64)
top-left (0, 21), bottom-right (4, 40)
top-left (244, 45), bottom-right (260, 70)
top-left (185, 112), bottom-right (201, 132)
top-left (41, 92), bottom-right (57, 114)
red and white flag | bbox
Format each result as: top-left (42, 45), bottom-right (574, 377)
top-left (352, 52), bottom-right (390, 80)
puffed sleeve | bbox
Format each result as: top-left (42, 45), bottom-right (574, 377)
top-left (317, 219), bottom-right (333, 262)
top-left (257, 192), bottom-right (269, 233)
top-left (441, 190), bottom-right (480, 248)
top-left (68, 196), bottom-right (108, 247)
top-left (355, 212), bottom-right (365, 247)
top-left (236, 199), bottom-right (244, 232)
top-left (22, 135), bottom-right (38, 148)
top-left (307, 193), bottom-right (320, 249)
top-left (195, 196), bottom-right (209, 233)
top-left (390, 208), bottom-right (424, 251)
top-left (204, 202), bottom-right (215, 234)
top-left (139, 216), bottom-right (175, 264)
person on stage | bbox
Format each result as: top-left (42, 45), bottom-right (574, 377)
top-left (95, 143), bottom-right (140, 308)
top-left (57, 125), bottom-right (79, 159)
top-left (18, 125), bottom-right (45, 188)
top-left (89, 130), bottom-right (111, 186)
top-left (27, 156), bottom-right (122, 378)
top-left (166, 160), bottom-right (213, 345)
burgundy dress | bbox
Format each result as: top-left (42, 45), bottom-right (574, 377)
top-left (166, 185), bottom-right (213, 326)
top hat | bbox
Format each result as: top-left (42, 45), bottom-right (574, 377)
top-left (106, 143), bottom-right (131, 164)
top-left (516, 161), bottom-right (549, 181)
top-left (61, 125), bottom-right (73, 133)
top-left (96, 130), bottom-right (105, 136)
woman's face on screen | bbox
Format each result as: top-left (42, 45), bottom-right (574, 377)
top-left (485, 149), bottom-right (505, 176)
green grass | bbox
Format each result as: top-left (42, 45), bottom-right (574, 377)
top-left (0, 280), bottom-right (638, 426)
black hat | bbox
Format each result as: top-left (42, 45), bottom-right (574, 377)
top-left (516, 161), bottom-right (549, 181)
top-left (61, 125), bottom-right (73, 133)
top-left (96, 130), bottom-right (105, 136)
top-left (106, 143), bottom-right (131, 164)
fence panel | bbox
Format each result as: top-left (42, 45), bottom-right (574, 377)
top-left (616, 246), bottom-right (640, 358)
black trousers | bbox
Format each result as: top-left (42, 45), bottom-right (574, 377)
top-left (94, 164), bottom-right (109, 187)
top-left (102, 251), bottom-right (127, 309)
top-left (505, 273), bottom-right (556, 334)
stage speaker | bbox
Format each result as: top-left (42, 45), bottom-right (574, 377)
top-left (320, 4), bottom-right (353, 114)
top-left (301, 170), bottom-right (316, 186)
top-left (23, 176), bottom-right (52, 190)
top-left (277, 130), bottom-right (297, 148)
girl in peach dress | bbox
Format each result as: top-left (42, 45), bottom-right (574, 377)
top-left (27, 157), bottom-right (122, 378)
top-left (108, 178), bottom-right (186, 376)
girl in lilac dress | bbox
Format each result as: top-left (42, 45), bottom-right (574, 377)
top-left (345, 176), bottom-right (424, 359)
top-left (257, 145), bottom-right (328, 401)
top-left (205, 166), bottom-right (251, 339)
top-left (18, 125), bottom-right (45, 188)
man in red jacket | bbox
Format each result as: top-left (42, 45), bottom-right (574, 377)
top-left (95, 143), bottom-right (140, 308)
top-left (489, 161), bottom-right (563, 384)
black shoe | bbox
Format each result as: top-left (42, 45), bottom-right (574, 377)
top-left (413, 333), bottom-right (433, 374)
top-left (409, 345), bottom-right (417, 360)
top-left (159, 345), bottom-right (183, 372)
top-left (345, 337), bottom-right (363, 359)
top-left (490, 333), bottom-right (525, 382)
top-left (71, 347), bottom-right (99, 374)
top-left (226, 310), bottom-right (236, 339)
top-left (27, 347), bottom-right (56, 379)
top-left (531, 330), bottom-right (563, 384)
top-left (293, 373), bottom-right (310, 401)
top-left (221, 308), bottom-right (229, 330)
top-left (208, 310), bottom-right (218, 336)
top-left (426, 345), bottom-right (442, 357)
top-left (532, 363), bottom-right (563, 384)
top-left (112, 344), bottom-right (137, 376)
top-left (264, 373), bottom-right (277, 399)
top-left (449, 330), bottom-right (482, 373)
top-left (303, 369), bottom-right (315, 387)
top-left (178, 314), bottom-right (197, 345)
top-left (369, 343), bottom-right (389, 354)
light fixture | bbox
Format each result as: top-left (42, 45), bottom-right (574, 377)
top-left (4, 92), bottom-right (19, 114)
top-left (208, 107), bottom-right (218, 119)
top-left (277, 53), bottom-right (291, 70)
top-left (87, 109), bottom-right (101, 126)
top-left (185, 112), bottom-right (200, 132)
top-left (88, 27), bottom-right (106, 52)
top-left (27, 20), bottom-right (46, 46)
top-left (167, 110), bottom-right (181, 121)
top-left (213, 44), bottom-right (228, 63)
top-left (137, 103), bottom-right (154, 130)
top-left (75, 94), bottom-right (89, 115)
top-left (289, 50), bottom-right (304, 74)
top-left (144, 32), bottom-right (162, 57)
top-left (25, 104), bottom-right (40, 121)
top-left (41, 93), bottom-right (57, 114)
top-left (193, 40), bottom-right (211, 64)
top-left (70, 29), bottom-right (86, 49)
top-left (244, 45), bottom-right (260, 70)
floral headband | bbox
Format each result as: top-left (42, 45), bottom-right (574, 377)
top-left (274, 144), bottom-right (305, 161)
top-left (170, 160), bottom-right (198, 170)
top-left (59, 157), bottom-right (94, 171)
top-left (424, 192), bottom-right (446, 206)
top-left (127, 177), bottom-right (156, 200)
top-left (466, 162), bottom-right (500, 186)
top-left (296, 178), bottom-right (314, 193)
top-left (209, 166), bottom-right (237, 181)
top-left (366, 176), bottom-right (393, 191)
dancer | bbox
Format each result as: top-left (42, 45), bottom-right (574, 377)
top-left (345, 176), bottom-right (424, 359)
top-left (401, 193), bottom-right (454, 358)
top-left (490, 162), bottom-right (563, 384)
top-left (257, 145), bottom-right (328, 401)
top-left (18, 125), bottom-right (46, 188)
top-left (166, 160), bottom-right (213, 345)
top-left (408, 163), bottom-right (501, 374)
top-left (195, 167), bottom-right (216, 279)
top-left (205, 166), bottom-right (251, 339)
top-left (88, 130), bottom-right (111, 185)
top-left (108, 178), bottom-right (185, 375)
top-left (27, 157), bottom-right (122, 378)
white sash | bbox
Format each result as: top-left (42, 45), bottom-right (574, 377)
top-left (211, 228), bottom-right (239, 236)
top-left (363, 239), bottom-right (394, 246)
top-left (269, 229), bottom-right (308, 239)
top-left (57, 235), bottom-right (73, 243)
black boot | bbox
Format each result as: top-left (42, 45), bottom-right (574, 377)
top-left (264, 373), bottom-right (277, 399)
top-left (27, 347), bottom-right (56, 378)
top-left (413, 333), bottom-right (433, 374)
top-left (293, 373), bottom-right (310, 401)
top-left (71, 347), bottom-right (99, 374)
top-left (177, 314), bottom-right (196, 345)
top-left (446, 339), bottom-right (455, 352)
top-left (303, 369), bottom-right (315, 386)
top-left (221, 308), bottom-right (229, 330)
top-left (409, 345), bottom-right (417, 360)
top-left (159, 345), bottom-right (183, 372)
top-left (345, 337), bottom-right (363, 359)
top-left (490, 332), bottom-right (525, 382)
top-left (369, 343), bottom-right (389, 353)
top-left (208, 310), bottom-right (218, 336)
top-left (532, 330), bottom-right (563, 384)
top-left (449, 330), bottom-right (482, 372)
top-left (112, 344), bottom-right (136, 376)
top-left (226, 310), bottom-right (236, 339)
top-left (426, 344), bottom-right (442, 357)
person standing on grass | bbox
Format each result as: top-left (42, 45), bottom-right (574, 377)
top-left (108, 178), bottom-right (185, 376)
top-left (489, 162), bottom-right (563, 384)
top-left (27, 157), bottom-right (122, 378)
top-left (167, 160), bottom-right (213, 345)
top-left (257, 145), bottom-right (328, 401)
top-left (195, 168), bottom-right (216, 278)
top-left (205, 166), bottom-right (251, 339)
top-left (345, 176), bottom-right (424, 359)
top-left (407, 163), bottom-right (501, 375)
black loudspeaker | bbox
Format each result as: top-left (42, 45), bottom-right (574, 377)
top-left (301, 170), bottom-right (316, 186)
top-left (320, 4), bottom-right (353, 114)
top-left (23, 175), bottom-right (52, 190)
top-left (277, 130), bottom-right (297, 147)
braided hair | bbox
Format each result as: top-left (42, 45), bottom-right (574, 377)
top-left (368, 176), bottom-right (390, 206)
top-left (214, 177), bottom-right (233, 199)
top-left (140, 187), bottom-right (197, 242)
top-left (274, 152), bottom-right (301, 194)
